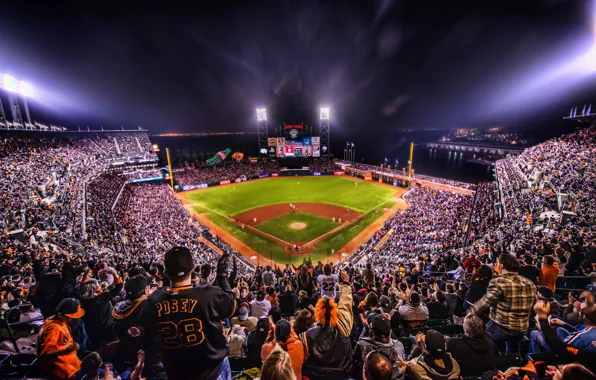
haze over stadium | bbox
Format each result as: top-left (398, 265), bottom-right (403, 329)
top-left (1, 1), bottom-right (596, 380)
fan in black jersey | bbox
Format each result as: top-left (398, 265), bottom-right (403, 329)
top-left (140, 246), bottom-right (236, 380)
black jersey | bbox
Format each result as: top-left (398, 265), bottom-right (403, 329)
top-left (141, 284), bottom-right (236, 380)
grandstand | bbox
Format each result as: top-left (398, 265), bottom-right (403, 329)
top-left (0, 125), bottom-right (595, 379)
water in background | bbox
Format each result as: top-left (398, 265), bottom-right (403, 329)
top-left (151, 129), bottom-right (494, 184)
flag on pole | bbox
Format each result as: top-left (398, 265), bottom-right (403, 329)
top-left (351, 142), bottom-right (355, 148)
top-left (587, 104), bottom-right (591, 116)
top-left (581, 105), bottom-right (586, 116)
top-left (570, 107), bottom-right (574, 117)
top-left (384, 157), bottom-right (388, 163)
top-left (573, 107), bottom-right (577, 117)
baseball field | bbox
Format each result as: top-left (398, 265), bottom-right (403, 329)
top-left (178, 176), bottom-right (404, 265)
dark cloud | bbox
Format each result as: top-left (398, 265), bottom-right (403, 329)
top-left (0, 0), bottom-right (593, 134)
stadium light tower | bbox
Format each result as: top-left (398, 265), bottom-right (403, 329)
top-left (256, 108), bottom-right (268, 156)
top-left (0, 74), bottom-right (24, 127)
top-left (319, 107), bottom-right (330, 157)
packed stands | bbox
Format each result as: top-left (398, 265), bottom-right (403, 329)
top-left (1, 127), bottom-right (596, 380)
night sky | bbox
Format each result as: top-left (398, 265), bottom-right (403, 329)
top-left (0, 0), bottom-right (594, 135)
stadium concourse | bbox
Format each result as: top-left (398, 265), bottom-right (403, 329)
top-left (0, 128), bottom-right (595, 379)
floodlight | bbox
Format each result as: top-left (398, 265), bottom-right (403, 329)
top-left (18, 81), bottom-right (35, 98)
top-left (1, 74), bottom-right (18, 93)
top-left (256, 108), bottom-right (267, 122)
top-left (320, 107), bottom-right (330, 120)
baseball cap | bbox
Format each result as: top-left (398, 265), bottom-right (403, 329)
top-left (56, 297), bottom-right (85, 319)
top-left (125, 274), bottom-right (148, 299)
top-left (425, 330), bottom-right (446, 359)
top-left (371, 314), bottom-right (391, 340)
top-left (238, 303), bottom-right (250, 321)
top-left (379, 295), bottom-right (391, 310)
top-left (164, 247), bottom-right (194, 280)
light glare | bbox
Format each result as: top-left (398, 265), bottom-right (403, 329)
top-left (256, 108), bottom-right (267, 122)
top-left (1, 74), bottom-right (19, 92)
top-left (320, 107), bottom-right (330, 120)
top-left (19, 82), bottom-right (35, 98)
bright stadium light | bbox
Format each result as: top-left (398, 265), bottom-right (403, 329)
top-left (320, 107), bottom-right (330, 120)
top-left (256, 108), bottom-right (267, 122)
top-left (1, 74), bottom-right (19, 93)
top-left (18, 81), bottom-right (35, 98)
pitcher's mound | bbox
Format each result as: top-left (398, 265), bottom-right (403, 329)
top-left (290, 222), bottom-right (307, 230)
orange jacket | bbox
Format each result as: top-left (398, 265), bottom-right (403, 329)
top-left (261, 330), bottom-right (305, 380)
top-left (538, 265), bottom-right (559, 292)
top-left (38, 317), bottom-right (81, 379)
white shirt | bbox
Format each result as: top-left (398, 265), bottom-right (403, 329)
top-left (317, 274), bottom-right (339, 298)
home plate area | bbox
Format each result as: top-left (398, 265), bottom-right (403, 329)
top-left (232, 203), bottom-right (362, 254)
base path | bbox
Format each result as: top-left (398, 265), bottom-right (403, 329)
top-left (234, 203), bottom-right (361, 226)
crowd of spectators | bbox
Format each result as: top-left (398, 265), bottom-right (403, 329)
top-left (176, 160), bottom-right (280, 187)
top-left (337, 160), bottom-right (476, 190)
top-left (1, 127), bottom-right (596, 380)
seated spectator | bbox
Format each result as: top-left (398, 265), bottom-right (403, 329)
top-left (363, 351), bottom-right (394, 380)
top-left (407, 330), bottom-right (461, 380)
top-left (37, 298), bottom-right (85, 379)
top-left (251, 290), bottom-right (272, 319)
top-left (427, 290), bottom-right (450, 319)
top-left (446, 315), bottom-right (497, 377)
top-left (228, 324), bottom-right (247, 358)
top-left (231, 303), bottom-right (258, 331)
top-left (398, 292), bottom-right (429, 323)
top-left (356, 314), bottom-right (405, 380)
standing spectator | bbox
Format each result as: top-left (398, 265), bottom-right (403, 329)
top-left (140, 247), bottom-right (235, 380)
top-left (300, 271), bottom-right (353, 380)
top-left (539, 255), bottom-right (559, 292)
top-left (468, 254), bottom-right (537, 355)
top-left (262, 265), bottom-right (276, 287)
top-left (363, 263), bottom-right (375, 285)
top-left (228, 324), bottom-right (246, 358)
top-left (79, 269), bottom-right (123, 351)
top-left (251, 290), bottom-right (272, 319)
top-left (245, 318), bottom-right (270, 370)
top-left (259, 344), bottom-right (296, 380)
top-left (518, 255), bottom-right (540, 285)
top-left (446, 315), bottom-right (497, 377)
top-left (278, 285), bottom-right (298, 317)
top-left (112, 274), bottom-right (149, 373)
top-left (297, 290), bottom-right (315, 311)
top-left (261, 319), bottom-right (304, 380)
top-left (37, 298), bottom-right (84, 379)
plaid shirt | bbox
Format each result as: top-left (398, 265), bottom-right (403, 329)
top-left (470, 272), bottom-right (537, 331)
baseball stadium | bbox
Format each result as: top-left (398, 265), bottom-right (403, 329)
top-left (1, 1), bottom-right (596, 380)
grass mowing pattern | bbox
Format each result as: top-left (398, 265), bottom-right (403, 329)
top-left (186, 177), bottom-right (398, 265)
top-left (185, 176), bottom-right (396, 215)
top-left (316, 201), bottom-right (395, 253)
top-left (255, 212), bottom-right (340, 243)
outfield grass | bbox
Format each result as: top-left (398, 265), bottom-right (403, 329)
top-left (255, 212), bottom-right (340, 243)
top-left (185, 176), bottom-right (396, 215)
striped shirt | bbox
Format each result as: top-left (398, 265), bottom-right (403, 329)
top-left (470, 272), bottom-right (537, 331)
